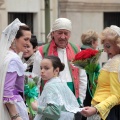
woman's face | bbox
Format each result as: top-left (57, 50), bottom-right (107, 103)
top-left (40, 59), bottom-right (58, 80)
top-left (23, 42), bottom-right (35, 58)
top-left (92, 40), bottom-right (98, 50)
top-left (103, 40), bottom-right (120, 58)
top-left (15, 30), bottom-right (31, 53)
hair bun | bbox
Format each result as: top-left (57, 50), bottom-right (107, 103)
top-left (60, 63), bottom-right (65, 72)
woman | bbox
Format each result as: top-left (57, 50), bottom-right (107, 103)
top-left (81, 30), bottom-right (99, 50)
top-left (81, 25), bottom-right (120, 120)
top-left (22, 35), bottom-right (38, 72)
top-left (31, 55), bottom-right (83, 120)
top-left (0, 18), bottom-right (31, 120)
top-left (22, 35), bottom-right (38, 120)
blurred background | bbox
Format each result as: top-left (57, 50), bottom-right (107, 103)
top-left (0, 0), bottom-right (120, 65)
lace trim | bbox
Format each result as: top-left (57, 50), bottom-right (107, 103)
top-left (3, 97), bottom-right (17, 104)
top-left (101, 55), bottom-right (120, 82)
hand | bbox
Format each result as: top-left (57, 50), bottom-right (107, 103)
top-left (31, 100), bottom-right (38, 111)
top-left (81, 106), bottom-right (97, 117)
top-left (12, 117), bottom-right (23, 120)
top-left (16, 117), bottom-right (23, 120)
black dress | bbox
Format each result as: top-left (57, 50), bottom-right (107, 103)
top-left (106, 105), bottom-right (120, 120)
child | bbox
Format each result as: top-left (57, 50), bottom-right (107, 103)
top-left (31, 55), bottom-right (83, 120)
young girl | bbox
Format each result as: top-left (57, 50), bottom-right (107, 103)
top-left (31, 55), bottom-right (83, 120)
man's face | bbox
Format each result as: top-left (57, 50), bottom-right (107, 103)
top-left (51, 29), bottom-right (71, 48)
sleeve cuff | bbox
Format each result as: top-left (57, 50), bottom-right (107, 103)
top-left (3, 96), bottom-right (17, 104)
top-left (37, 106), bottom-right (45, 114)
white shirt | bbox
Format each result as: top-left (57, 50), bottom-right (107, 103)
top-left (32, 48), bottom-right (87, 105)
top-left (57, 48), bottom-right (72, 82)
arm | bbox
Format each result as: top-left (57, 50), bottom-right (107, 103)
top-left (79, 69), bottom-right (87, 106)
top-left (4, 72), bottom-right (22, 120)
top-left (5, 104), bottom-right (22, 120)
top-left (81, 73), bottom-right (120, 119)
top-left (94, 72), bottom-right (120, 119)
top-left (31, 101), bottom-right (61, 120)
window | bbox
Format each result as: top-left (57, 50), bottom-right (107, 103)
top-left (8, 13), bottom-right (33, 33)
top-left (104, 12), bottom-right (120, 28)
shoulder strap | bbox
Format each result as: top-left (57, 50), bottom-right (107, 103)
top-left (69, 42), bottom-right (80, 53)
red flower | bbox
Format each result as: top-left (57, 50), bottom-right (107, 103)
top-left (72, 48), bottom-right (102, 96)
top-left (29, 75), bottom-right (32, 78)
top-left (74, 49), bottom-right (98, 61)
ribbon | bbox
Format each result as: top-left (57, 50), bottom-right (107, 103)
top-left (24, 85), bottom-right (39, 117)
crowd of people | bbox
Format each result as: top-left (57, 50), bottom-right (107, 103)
top-left (0, 17), bottom-right (120, 120)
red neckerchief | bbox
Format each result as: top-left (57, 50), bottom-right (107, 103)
top-left (48, 40), bottom-right (76, 61)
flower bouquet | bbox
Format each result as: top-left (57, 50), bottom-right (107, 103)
top-left (73, 49), bottom-right (102, 97)
top-left (24, 72), bottom-right (39, 118)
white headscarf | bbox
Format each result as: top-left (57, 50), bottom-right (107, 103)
top-left (0, 18), bottom-right (26, 120)
top-left (47, 18), bottom-right (72, 41)
top-left (110, 25), bottom-right (120, 36)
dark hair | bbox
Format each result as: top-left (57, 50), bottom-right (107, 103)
top-left (16, 25), bottom-right (31, 39)
top-left (44, 55), bottom-right (65, 72)
top-left (30, 35), bottom-right (38, 49)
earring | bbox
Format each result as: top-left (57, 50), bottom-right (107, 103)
top-left (12, 41), bottom-right (16, 49)
top-left (54, 74), bottom-right (58, 77)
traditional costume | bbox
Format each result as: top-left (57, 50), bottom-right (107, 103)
top-left (34, 77), bottom-right (83, 120)
top-left (22, 53), bottom-right (36, 72)
top-left (87, 25), bottom-right (120, 120)
top-left (91, 55), bottom-right (120, 120)
top-left (0, 18), bottom-right (29, 120)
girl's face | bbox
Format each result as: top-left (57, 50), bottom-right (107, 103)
top-left (103, 40), bottom-right (120, 58)
top-left (23, 42), bottom-right (35, 58)
top-left (15, 30), bottom-right (31, 53)
top-left (40, 59), bottom-right (59, 80)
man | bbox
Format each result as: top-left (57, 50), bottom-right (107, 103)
top-left (32, 18), bottom-right (87, 119)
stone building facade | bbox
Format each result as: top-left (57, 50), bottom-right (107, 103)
top-left (0, 0), bottom-right (120, 65)
top-left (0, 0), bottom-right (58, 43)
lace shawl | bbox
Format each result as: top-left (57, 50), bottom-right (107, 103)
top-left (22, 53), bottom-right (35, 72)
top-left (37, 77), bottom-right (83, 114)
top-left (101, 54), bottom-right (120, 81)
